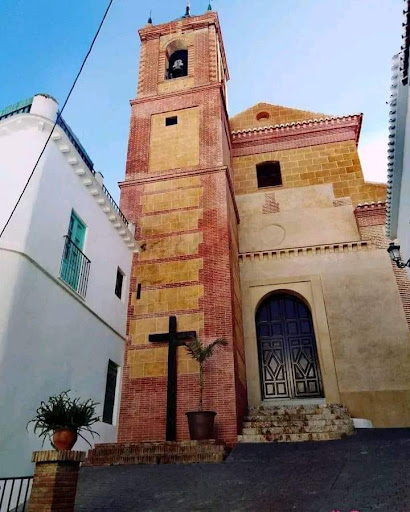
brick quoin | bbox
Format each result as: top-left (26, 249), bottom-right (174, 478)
top-left (355, 203), bottom-right (410, 328)
top-left (118, 12), bottom-right (244, 445)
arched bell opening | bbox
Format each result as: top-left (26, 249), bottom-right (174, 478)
top-left (255, 292), bottom-right (324, 401)
top-left (165, 40), bottom-right (188, 80)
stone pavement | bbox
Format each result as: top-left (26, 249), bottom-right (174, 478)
top-left (75, 429), bottom-right (410, 512)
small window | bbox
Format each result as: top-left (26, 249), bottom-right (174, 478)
top-left (166, 116), bottom-right (178, 126)
top-left (115, 268), bottom-right (124, 299)
top-left (102, 360), bottom-right (119, 424)
top-left (136, 283), bottom-right (142, 300)
top-left (257, 161), bottom-right (282, 188)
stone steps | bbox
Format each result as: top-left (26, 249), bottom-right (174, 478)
top-left (242, 424), bottom-right (354, 435)
top-left (238, 432), bottom-right (346, 443)
top-left (239, 404), bottom-right (355, 443)
top-left (84, 440), bottom-right (226, 466)
top-left (242, 419), bottom-right (352, 428)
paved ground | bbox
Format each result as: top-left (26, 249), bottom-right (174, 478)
top-left (75, 429), bottom-right (410, 512)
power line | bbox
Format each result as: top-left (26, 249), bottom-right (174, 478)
top-left (0, 0), bottom-right (114, 239)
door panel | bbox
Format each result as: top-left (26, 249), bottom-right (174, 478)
top-left (61, 211), bottom-right (86, 291)
top-left (256, 294), bottom-right (323, 400)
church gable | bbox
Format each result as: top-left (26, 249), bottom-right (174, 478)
top-left (229, 102), bottom-right (329, 132)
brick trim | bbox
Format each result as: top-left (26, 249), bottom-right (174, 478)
top-left (354, 203), bottom-right (410, 329)
top-left (120, 166), bottom-right (240, 224)
top-left (232, 122), bottom-right (360, 158)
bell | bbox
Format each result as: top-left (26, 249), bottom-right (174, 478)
top-left (172, 59), bottom-right (185, 77)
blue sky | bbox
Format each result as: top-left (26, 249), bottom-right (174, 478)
top-left (0, 0), bottom-right (402, 200)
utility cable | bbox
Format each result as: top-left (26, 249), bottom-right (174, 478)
top-left (0, 0), bottom-right (114, 238)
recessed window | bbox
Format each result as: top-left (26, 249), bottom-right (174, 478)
top-left (115, 267), bottom-right (124, 299)
top-left (102, 360), bottom-right (119, 425)
top-left (166, 116), bottom-right (178, 126)
top-left (257, 161), bottom-right (282, 188)
top-left (136, 283), bottom-right (142, 300)
top-left (256, 111), bottom-right (270, 121)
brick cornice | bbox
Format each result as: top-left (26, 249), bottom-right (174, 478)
top-left (130, 82), bottom-right (223, 106)
top-left (231, 115), bottom-right (362, 157)
top-left (354, 201), bottom-right (386, 227)
top-left (119, 165), bottom-right (240, 223)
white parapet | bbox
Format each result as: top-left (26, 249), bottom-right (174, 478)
top-left (30, 94), bottom-right (59, 122)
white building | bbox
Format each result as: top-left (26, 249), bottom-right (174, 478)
top-left (0, 94), bottom-right (138, 477)
top-left (386, 3), bottom-right (410, 271)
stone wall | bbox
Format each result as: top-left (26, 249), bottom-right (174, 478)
top-left (233, 141), bottom-right (386, 203)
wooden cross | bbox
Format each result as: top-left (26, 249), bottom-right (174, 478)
top-left (149, 316), bottom-right (196, 441)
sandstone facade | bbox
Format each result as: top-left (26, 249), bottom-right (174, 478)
top-left (118, 11), bottom-right (410, 444)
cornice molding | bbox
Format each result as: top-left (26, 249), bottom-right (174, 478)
top-left (130, 82), bottom-right (222, 106)
top-left (231, 115), bottom-right (362, 157)
top-left (119, 165), bottom-right (240, 224)
top-left (231, 114), bottom-right (362, 137)
top-left (239, 241), bottom-right (372, 264)
top-left (0, 113), bottom-right (139, 252)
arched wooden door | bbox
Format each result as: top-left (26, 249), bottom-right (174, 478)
top-left (256, 293), bottom-right (324, 400)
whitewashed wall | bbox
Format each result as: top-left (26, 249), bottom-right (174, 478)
top-left (0, 98), bottom-right (136, 477)
top-left (0, 249), bottom-right (125, 477)
top-left (396, 91), bottom-right (410, 276)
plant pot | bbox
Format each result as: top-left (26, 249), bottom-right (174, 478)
top-left (52, 428), bottom-right (78, 450)
top-left (186, 411), bottom-right (216, 440)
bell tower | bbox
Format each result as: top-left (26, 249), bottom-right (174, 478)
top-left (118, 9), bottom-right (246, 444)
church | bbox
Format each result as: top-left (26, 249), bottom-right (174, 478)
top-left (115, 7), bottom-right (410, 447)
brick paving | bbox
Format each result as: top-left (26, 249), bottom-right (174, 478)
top-left (75, 429), bottom-right (410, 512)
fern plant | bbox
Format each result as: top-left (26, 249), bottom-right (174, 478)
top-left (185, 338), bottom-right (228, 410)
top-left (27, 390), bottom-right (100, 447)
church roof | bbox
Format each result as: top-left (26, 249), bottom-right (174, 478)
top-left (229, 102), bottom-right (329, 132)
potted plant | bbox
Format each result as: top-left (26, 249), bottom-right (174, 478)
top-left (27, 391), bottom-right (100, 450)
top-left (185, 337), bottom-right (228, 440)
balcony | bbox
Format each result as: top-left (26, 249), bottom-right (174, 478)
top-left (59, 236), bottom-right (91, 299)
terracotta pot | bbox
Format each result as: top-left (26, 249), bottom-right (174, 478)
top-left (186, 411), bottom-right (216, 440)
top-left (52, 428), bottom-right (78, 450)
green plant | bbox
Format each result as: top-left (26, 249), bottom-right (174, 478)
top-left (185, 338), bottom-right (228, 410)
top-left (27, 391), bottom-right (100, 448)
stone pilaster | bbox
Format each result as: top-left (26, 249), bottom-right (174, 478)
top-left (28, 450), bottom-right (85, 512)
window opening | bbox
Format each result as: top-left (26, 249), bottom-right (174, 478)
top-left (256, 161), bottom-right (282, 188)
top-left (102, 360), bottom-right (119, 424)
top-left (166, 116), bottom-right (178, 126)
top-left (115, 268), bottom-right (124, 299)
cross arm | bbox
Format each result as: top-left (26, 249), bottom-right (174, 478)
top-left (176, 331), bottom-right (197, 342)
top-left (149, 334), bottom-right (170, 343)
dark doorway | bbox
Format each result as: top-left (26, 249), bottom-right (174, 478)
top-left (256, 293), bottom-right (324, 400)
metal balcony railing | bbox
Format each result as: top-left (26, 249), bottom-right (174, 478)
top-left (0, 476), bottom-right (32, 512)
top-left (56, 117), bottom-right (129, 227)
top-left (60, 236), bottom-right (91, 299)
top-left (102, 185), bottom-right (129, 226)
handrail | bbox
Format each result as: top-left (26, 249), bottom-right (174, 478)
top-left (102, 185), bottom-right (129, 226)
top-left (0, 476), bottom-right (32, 512)
top-left (60, 236), bottom-right (91, 299)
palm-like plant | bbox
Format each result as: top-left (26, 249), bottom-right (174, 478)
top-left (185, 338), bottom-right (228, 410)
top-left (27, 390), bottom-right (100, 448)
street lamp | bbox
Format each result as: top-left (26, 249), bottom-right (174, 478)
top-left (387, 242), bottom-right (410, 268)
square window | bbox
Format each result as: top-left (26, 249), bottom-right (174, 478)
top-left (165, 116), bottom-right (178, 126)
top-left (256, 161), bottom-right (282, 188)
top-left (115, 268), bottom-right (124, 299)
